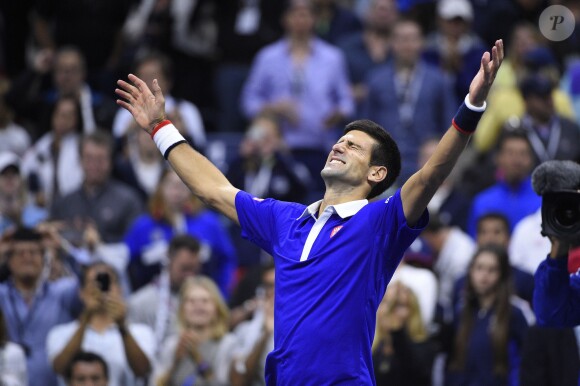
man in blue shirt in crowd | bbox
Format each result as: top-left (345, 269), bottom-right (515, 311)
top-left (116, 29), bottom-right (504, 385)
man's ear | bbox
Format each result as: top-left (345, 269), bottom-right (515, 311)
top-left (369, 165), bottom-right (388, 183)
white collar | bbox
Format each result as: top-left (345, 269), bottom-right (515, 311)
top-left (297, 199), bottom-right (368, 220)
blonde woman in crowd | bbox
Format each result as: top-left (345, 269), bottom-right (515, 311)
top-left (153, 276), bottom-right (235, 386)
top-left (373, 281), bottom-right (436, 386)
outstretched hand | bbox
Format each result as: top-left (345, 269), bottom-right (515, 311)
top-left (468, 39), bottom-right (504, 107)
top-left (116, 74), bottom-right (167, 134)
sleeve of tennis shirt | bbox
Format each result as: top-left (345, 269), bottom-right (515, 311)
top-left (234, 191), bottom-right (290, 256)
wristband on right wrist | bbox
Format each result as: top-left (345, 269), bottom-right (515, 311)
top-left (151, 120), bottom-right (187, 159)
top-left (452, 94), bottom-right (486, 135)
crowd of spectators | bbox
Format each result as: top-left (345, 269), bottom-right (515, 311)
top-left (1, 0), bottom-right (580, 385)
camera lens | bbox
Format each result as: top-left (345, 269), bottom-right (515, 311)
top-left (554, 200), bottom-right (580, 228)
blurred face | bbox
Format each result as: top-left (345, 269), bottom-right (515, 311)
top-left (321, 130), bottom-right (378, 188)
top-left (182, 285), bottom-right (217, 328)
top-left (161, 171), bottom-right (191, 210)
top-left (8, 240), bottom-right (44, 282)
top-left (283, 4), bottom-right (315, 38)
top-left (497, 138), bottom-right (533, 184)
top-left (0, 167), bottom-right (22, 195)
top-left (136, 129), bottom-right (159, 157)
top-left (439, 17), bottom-right (469, 40)
top-left (511, 26), bottom-right (538, 60)
top-left (525, 94), bottom-right (554, 123)
top-left (54, 51), bottom-right (85, 96)
top-left (476, 218), bottom-right (510, 248)
top-left (391, 22), bottom-right (423, 65)
top-left (81, 142), bottom-right (111, 186)
top-left (366, 0), bottom-right (398, 33)
top-left (417, 139), bottom-right (437, 169)
top-left (469, 251), bottom-right (501, 297)
top-left (52, 99), bottom-right (78, 136)
top-left (68, 362), bottom-right (108, 386)
top-left (169, 249), bottom-right (201, 290)
top-left (245, 117), bottom-right (282, 158)
top-left (136, 60), bottom-right (170, 95)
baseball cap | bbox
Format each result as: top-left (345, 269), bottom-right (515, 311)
top-left (519, 74), bottom-right (554, 98)
top-left (0, 152), bottom-right (20, 174)
top-left (437, 0), bottom-right (473, 21)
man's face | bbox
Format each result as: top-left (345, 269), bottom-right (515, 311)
top-left (283, 4), bottom-right (315, 38)
top-left (476, 218), bottom-right (510, 248)
top-left (54, 51), bottom-right (85, 96)
top-left (68, 362), bottom-right (108, 386)
top-left (136, 60), bottom-right (170, 95)
top-left (321, 130), bottom-right (377, 188)
top-left (525, 93), bottom-right (554, 123)
top-left (366, 0), bottom-right (398, 33)
top-left (81, 142), bottom-right (111, 187)
top-left (169, 248), bottom-right (201, 290)
top-left (497, 138), bottom-right (533, 184)
top-left (391, 22), bottom-right (423, 65)
top-left (8, 240), bottom-right (44, 282)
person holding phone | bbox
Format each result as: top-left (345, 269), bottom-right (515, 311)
top-left (46, 262), bottom-right (155, 386)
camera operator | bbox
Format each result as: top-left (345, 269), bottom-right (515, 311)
top-left (46, 262), bottom-right (154, 386)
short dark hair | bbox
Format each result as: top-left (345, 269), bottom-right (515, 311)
top-left (496, 127), bottom-right (531, 153)
top-left (80, 130), bottom-right (114, 157)
top-left (64, 351), bottom-right (109, 381)
top-left (344, 119), bottom-right (401, 199)
top-left (168, 234), bottom-right (201, 259)
top-left (476, 212), bottom-right (510, 236)
top-left (9, 227), bottom-right (43, 243)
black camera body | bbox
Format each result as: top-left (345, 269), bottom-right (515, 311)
top-left (532, 160), bottom-right (580, 242)
top-left (96, 272), bottom-right (111, 292)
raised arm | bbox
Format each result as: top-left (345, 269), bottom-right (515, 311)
top-left (401, 40), bottom-right (504, 225)
top-left (115, 74), bottom-right (240, 224)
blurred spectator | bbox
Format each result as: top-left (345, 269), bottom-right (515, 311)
top-left (417, 138), bottom-right (470, 230)
top-left (0, 153), bottom-right (47, 236)
top-left (124, 169), bottom-right (237, 296)
top-left (423, 0), bottom-right (487, 102)
top-left (446, 245), bottom-right (532, 386)
top-left (32, 0), bottom-right (132, 92)
top-left (64, 351), bottom-right (109, 386)
top-left (229, 262), bottom-right (275, 386)
top-left (467, 129), bottom-right (541, 237)
top-left (112, 52), bottom-right (206, 152)
top-left (153, 276), bottom-right (235, 386)
top-left (336, 0), bottom-right (399, 114)
top-left (47, 262), bottom-right (154, 386)
top-left (312, 0), bottom-right (362, 44)
top-left (517, 74), bottom-right (580, 164)
top-left (113, 127), bottom-right (166, 203)
top-left (372, 281), bottom-right (435, 386)
top-left (121, 0), bottom-right (218, 111)
top-left (421, 214), bottom-right (475, 319)
top-left (474, 46), bottom-right (576, 153)
top-left (49, 130), bottom-right (142, 295)
top-left (0, 82), bottom-right (30, 157)
top-left (241, 0), bottom-right (354, 194)
top-left (453, 213), bottom-right (535, 309)
top-left (226, 113), bottom-right (311, 204)
top-left (361, 18), bottom-right (456, 182)
top-left (508, 208), bottom-right (550, 276)
top-left (0, 227), bottom-right (81, 386)
top-left (21, 96), bottom-right (84, 208)
top-left (0, 307), bottom-right (28, 386)
top-left (128, 235), bottom-right (202, 350)
top-left (6, 47), bottom-right (118, 138)
top-left (214, 0), bottom-right (284, 133)
top-left (50, 130), bottom-right (142, 247)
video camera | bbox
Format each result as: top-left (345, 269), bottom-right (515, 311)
top-left (532, 160), bottom-right (580, 241)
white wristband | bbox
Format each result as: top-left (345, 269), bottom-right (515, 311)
top-left (464, 94), bottom-right (486, 112)
top-left (151, 121), bottom-right (187, 159)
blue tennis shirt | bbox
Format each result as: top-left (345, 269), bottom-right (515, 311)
top-left (235, 188), bottom-right (428, 385)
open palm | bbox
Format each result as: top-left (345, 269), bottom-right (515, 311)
top-left (115, 74), bottom-right (167, 134)
top-left (468, 39), bottom-right (504, 107)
